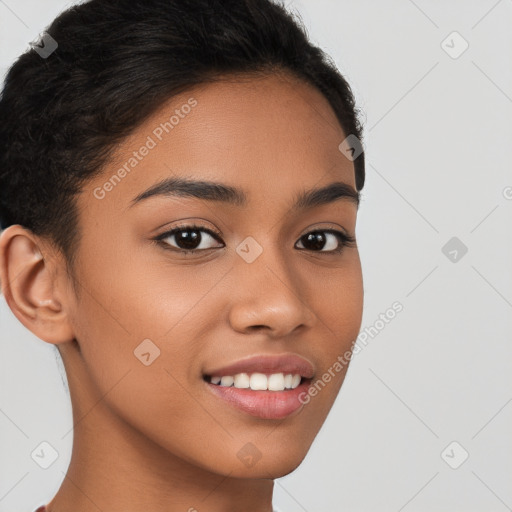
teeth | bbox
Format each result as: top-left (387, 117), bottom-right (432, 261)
top-left (234, 373), bottom-right (250, 388)
top-left (220, 376), bottom-right (234, 387)
top-left (250, 372), bottom-right (268, 390)
top-left (210, 372), bottom-right (302, 391)
top-left (268, 373), bottom-right (285, 391)
top-left (291, 374), bottom-right (301, 388)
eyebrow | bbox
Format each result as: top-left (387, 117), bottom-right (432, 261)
top-left (129, 176), bottom-right (360, 210)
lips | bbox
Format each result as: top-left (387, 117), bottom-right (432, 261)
top-left (202, 354), bottom-right (315, 419)
top-left (203, 353), bottom-right (315, 380)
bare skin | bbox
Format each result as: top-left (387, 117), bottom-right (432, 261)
top-left (0, 71), bottom-right (363, 512)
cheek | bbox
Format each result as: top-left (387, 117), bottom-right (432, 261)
top-left (300, 255), bottom-right (363, 406)
top-left (311, 254), bottom-right (364, 346)
top-left (70, 257), bottom-right (217, 389)
top-left (69, 281), bottom-right (237, 470)
top-left (324, 277), bottom-right (363, 343)
top-left (75, 227), bottom-right (227, 339)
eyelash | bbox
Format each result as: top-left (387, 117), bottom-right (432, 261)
top-left (153, 223), bottom-right (356, 256)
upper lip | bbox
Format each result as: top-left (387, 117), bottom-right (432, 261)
top-left (204, 353), bottom-right (315, 379)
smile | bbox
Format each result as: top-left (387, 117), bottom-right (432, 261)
top-left (202, 353), bottom-right (315, 419)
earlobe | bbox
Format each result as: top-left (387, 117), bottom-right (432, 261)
top-left (0, 225), bottom-right (75, 345)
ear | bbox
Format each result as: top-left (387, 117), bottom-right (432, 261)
top-left (0, 225), bottom-right (75, 345)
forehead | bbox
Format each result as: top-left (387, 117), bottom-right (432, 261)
top-left (82, 72), bottom-right (355, 216)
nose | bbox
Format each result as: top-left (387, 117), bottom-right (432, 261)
top-left (227, 242), bottom-right (317, 338)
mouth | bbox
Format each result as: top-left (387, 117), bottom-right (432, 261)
top-left (201, 354), bottom-right (315, 420)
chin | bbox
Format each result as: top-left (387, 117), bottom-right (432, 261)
top-left (216, 442), bottom-right (312, 479)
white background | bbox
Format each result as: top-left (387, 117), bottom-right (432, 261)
top-left (1, 1), bottom-right (511, 511)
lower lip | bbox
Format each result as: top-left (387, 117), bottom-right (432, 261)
top-left (204, 378), bottom-right (311, 420)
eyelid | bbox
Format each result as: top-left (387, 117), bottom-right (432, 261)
top-left (154, 225), bottom-right (222, 241)
top-left (154, 221), bottom-right (222, 239)
top-left (298, 221), bottom-right (351, 238)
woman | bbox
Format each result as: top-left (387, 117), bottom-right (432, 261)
top-left (0, 0), bottom-right (366, 510)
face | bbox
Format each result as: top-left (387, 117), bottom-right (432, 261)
top-left (63, 71), bottom-right (363, 477)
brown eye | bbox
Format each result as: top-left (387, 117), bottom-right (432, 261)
top-left (295, 230), bottom-right (356, 254)
top-left (155, 225), bottom-right (224, 253)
